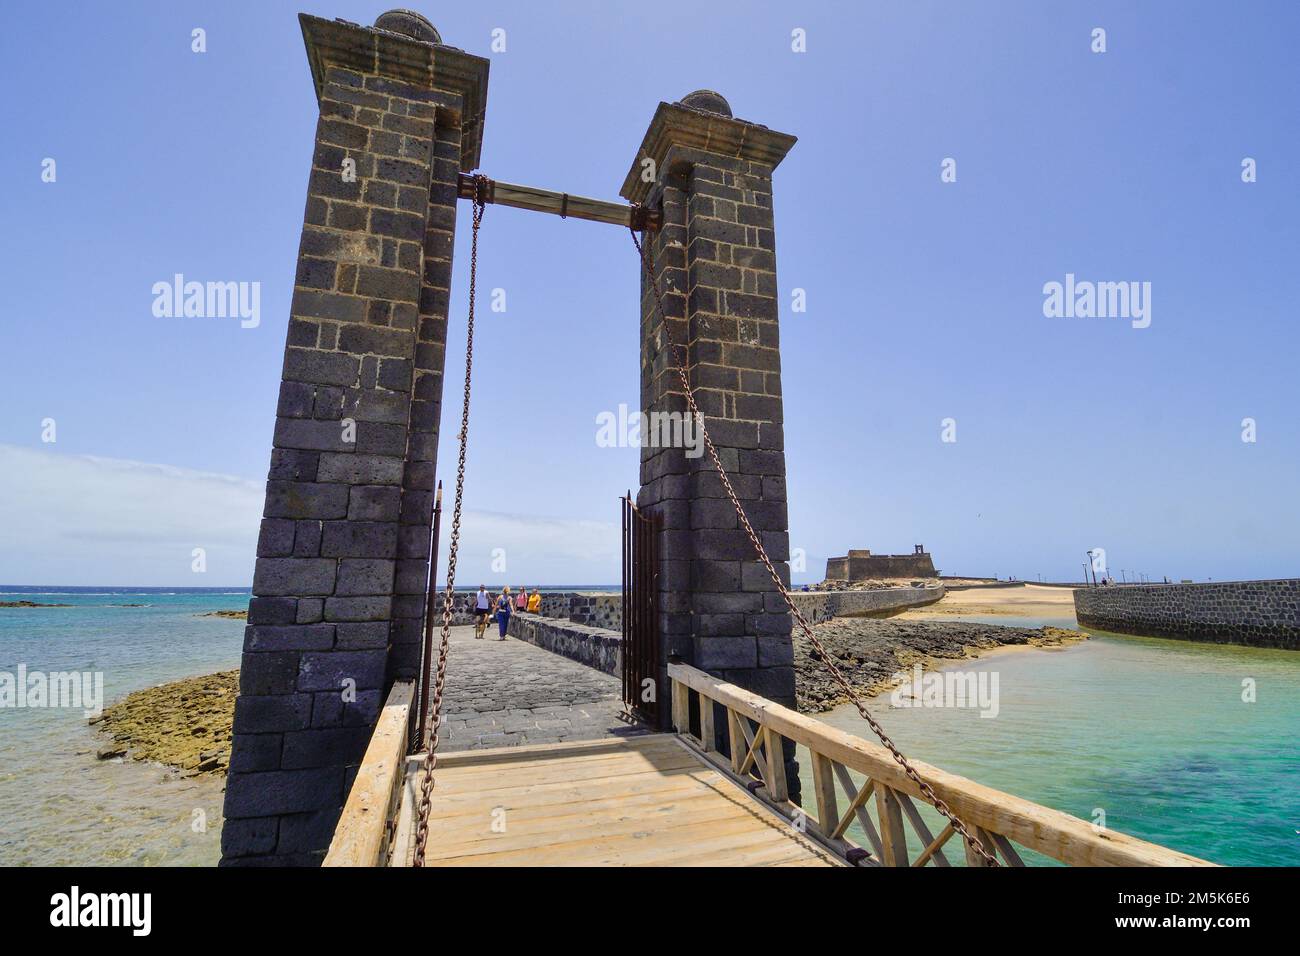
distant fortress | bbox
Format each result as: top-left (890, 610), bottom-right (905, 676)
top-left (825, 546), bottom-right (937, 581)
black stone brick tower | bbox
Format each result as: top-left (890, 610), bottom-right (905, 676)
top-left (621, 92), bottom-right (800, 789)
top-left (221, 10), bottom-right (487, 866)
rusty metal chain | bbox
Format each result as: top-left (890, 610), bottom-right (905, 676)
top-left (412, 176), bottom-right (488, 867)
top-left (629, 221), bottom-right (999, 867)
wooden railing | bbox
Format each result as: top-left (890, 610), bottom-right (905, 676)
top-left (668, 663), bottom-right (1215, 868)
top-left (323, 680), bottom-right (414, 867)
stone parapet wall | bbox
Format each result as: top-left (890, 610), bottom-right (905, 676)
top-left (567, 593), bottom-right (623, 630)
top-left (507, 612), bottom-right (622, 676)
top-left (1073, 580), bottom-right (1300, 650)
top-left (427, 591), bottom-right (623, 629)
top-left (790, 585), bottom-right (944, 624)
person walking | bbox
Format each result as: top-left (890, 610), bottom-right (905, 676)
top-left (473, 585), bottom-right (490, 639)
top-left (526, 588), bottom-right (541, 613)
top-left (495, 586), bottom-right (512, 641)
top-left (515, 586), bottom-right (527, 612)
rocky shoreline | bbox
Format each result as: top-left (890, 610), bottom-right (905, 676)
top-left (0, 600), bottom-right (71, 608)
top-left (794, 618), bottom-right (1087, 712)
top-left (198, 610), bottom-right (247, 620)
top-left (91, 670), bottom-right (237, 776)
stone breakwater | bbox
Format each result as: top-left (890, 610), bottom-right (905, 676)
top-left (91, 670), bottom-right (237, 775)
top-left (794, 619), bottom-right (1086, 712)
top-left (1074, 579), bottom-right (1300, 650)
top-left (790, 585), bottom-right (943, 624)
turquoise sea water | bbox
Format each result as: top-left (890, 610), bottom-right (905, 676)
top-left (0, 588), bottom-right (249, 866)
top-left (0, 584), bottom-right (619, 867)
top-left (803, 619), bottom-right (1300, 866)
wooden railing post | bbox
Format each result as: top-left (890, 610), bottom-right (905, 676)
top-left (670, 678), bottom-right (690, 737)
top-left (699, 698), bottom-right (716, 753)
top-left (875, 785), bottom-right (909, 866)
top-left (965, 827), bottom-right (997, 868)
top-left (764, 727), bottom-right (789, 802)
top-left (726, 708), bottom-right (745, 774)
top-left (810, 752), bottom-right (839, 839)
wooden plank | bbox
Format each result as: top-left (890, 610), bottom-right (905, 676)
top-left (431, 812), bottom-right (832, 867)
top-left (699, 697), bottom-right (716, 753)
top-left (432, 749), bottom-right (701, 792)
top-left (991, 831), bottom-right (1027, 867)
top-left (419, 734), bottom-right (835, 868)
top-left (831, 762), bottom-right (881, 856)
top-left (390, 758), bottom-right (422, 867)
top-left (764, 726), bottom-right (789, 803)
top-left (875, 785), bottom-right (909, 867)
top-left (810, 751), bottom-right (840, 839)
top-left (965, 826), bottom-right (997, 868)
top-left (671, 679), bottom-right (690, 738)
top-left (913, 823), bottom-right (955, 868)
top-left (896, 790), bottom-right (950, 867)
top-left (668, 664), bottom-right (1214, 867)
top-left (427, 793), bottom-right (774, 858)
top-left (726, 707), bottom-right (745, 774)
top-left (435, 734), bottom-right (667, 768)
top-left (323, 680), bottom-right (413, 867)
top-left (413, 764), bottom-right (722, 817)
top-left (735, 712), bottom-right (768, 783)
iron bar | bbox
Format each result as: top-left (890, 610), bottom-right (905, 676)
top-left (412, 480), bottom-right (444, 752)
top-left (458, 172), bottom-right (660, 231)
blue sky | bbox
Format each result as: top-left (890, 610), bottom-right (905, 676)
top-left (1, 0), bottom-right (1297, 586)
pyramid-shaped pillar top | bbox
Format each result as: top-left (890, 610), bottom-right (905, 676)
top-left (300, 11), bottom-right (489, 170)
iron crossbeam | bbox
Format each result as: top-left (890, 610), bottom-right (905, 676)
top-left (457, 173), bottom-right (660, 231)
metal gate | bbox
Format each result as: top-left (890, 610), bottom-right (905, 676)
top-left (621, 493), bottom-right (663, 727)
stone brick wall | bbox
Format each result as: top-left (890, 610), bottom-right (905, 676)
top-left (621, 92), bottom-right (800, 789)
top-left (567, 593), bottom-right (623, 630)
top-left (220, 12), bottom-right (487, 867)
top-left (1073, 580), bottom-right (1300, 649)
top-left (507, 612), bottom-right (622, 675)
top-left (411, 590), bottom-right (623, 629)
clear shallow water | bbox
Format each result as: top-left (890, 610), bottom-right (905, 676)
top-left (0, 588), bottom-right (248, 866)
top-left (801, 623), bottom-right (1300, 866)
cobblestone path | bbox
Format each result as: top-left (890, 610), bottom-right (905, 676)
top-left (438, 625), bottom-right (647, 751)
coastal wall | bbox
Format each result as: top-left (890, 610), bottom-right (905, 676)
top-left (790, 585), bottom-right (944, 624)
top-left (424, 591), bottom-right (622, 629)
top-left (507, 612), bottom-right (622, 676)
top-left (443, 588), bottom-right (937, 633)
top-left (1074, 580), bottom-right (1300, 650)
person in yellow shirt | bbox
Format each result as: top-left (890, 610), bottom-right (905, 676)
top-left (526, 589), bottom-right (541, 613)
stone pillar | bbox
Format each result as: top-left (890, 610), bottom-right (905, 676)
top-left (220, 10), bottom-right (487, 866)
top-left (621, 92), bottom-right (799, 792)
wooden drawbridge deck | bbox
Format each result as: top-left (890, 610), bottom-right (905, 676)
top-left (325, 663), bottom-right (1216, 869)
top-left (407, 734), bottom-right (838, 867)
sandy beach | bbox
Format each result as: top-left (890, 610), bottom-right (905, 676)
top-left (897, 583), bottom-right (1078, 620)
